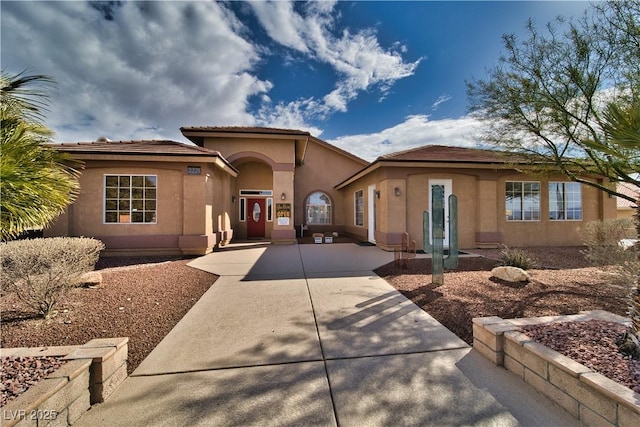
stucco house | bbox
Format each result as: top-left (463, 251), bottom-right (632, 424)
top-left (46, 126), bottom-right (618, 255)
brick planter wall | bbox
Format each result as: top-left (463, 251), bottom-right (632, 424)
top-left (1, 337), bottom-right (128, 426)
top-left (473, 310), bottom-right (640, 427)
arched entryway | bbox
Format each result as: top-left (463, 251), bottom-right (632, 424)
top-left (231, 158), bottom-right (273, 240)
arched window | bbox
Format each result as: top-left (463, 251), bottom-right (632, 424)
top-left (306, 192), bottom-right (332, 224)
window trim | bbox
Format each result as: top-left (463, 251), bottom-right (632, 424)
top-left (267, 198), bottom-right (273, 222)
top-left (354, 189), bottom-right (364, 227)
top-left (549, 182), bottom-right (583, 221)
top-left (104, 174), bottom-right (157, 225)
top-left (239, 197), bottom-right (246, 222)
top-left (306, 191), bottom-right (332, 225)
top-left (505, 180), bottom-right (541, 222)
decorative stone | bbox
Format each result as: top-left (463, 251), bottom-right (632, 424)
top-left (491, 266), bottom-right (530, 282)
top-left (77, 271), bottom-right (102, 287)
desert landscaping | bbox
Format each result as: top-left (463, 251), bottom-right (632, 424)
top-left (2, 244), bottom-right (639, 406)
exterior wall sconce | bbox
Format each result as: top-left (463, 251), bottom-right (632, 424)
top-left (232, 196), bottom-right (236, 203)
top-left (281, 192), bottom-right (286, 200)
top-left (375, 190), bottom-right (380, 198)
top-left (394, 187), bottom-right (401, 196)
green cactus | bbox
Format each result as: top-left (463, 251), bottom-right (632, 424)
top-left (431, 185), bottom-right (445, 285)
top-left (423, 188), bottom-right (459, 285)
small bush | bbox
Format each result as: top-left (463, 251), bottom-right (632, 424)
top-left (499, 245), bottom-right (537, 270)
top-left (581, 219), bottom-right (638, 285)
top-left (0, 237), bottom-right (104, 318)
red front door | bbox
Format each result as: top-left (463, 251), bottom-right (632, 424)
top-left (247, 198), bottom-right (265, 239)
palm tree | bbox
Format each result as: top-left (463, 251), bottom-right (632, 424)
top-left (0, 70), bottom-right (81, 240)
top-left (596, 101), bottom-right (640, 357)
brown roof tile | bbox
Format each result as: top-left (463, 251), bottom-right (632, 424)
top-left (617, 181), bottom-right (639, 208)
top-left (378, 144), bottom-right (512, 163)
top-left (180, 126), bottom-right (311, 136)
top-left (50, 140), bottom-right (225, 157)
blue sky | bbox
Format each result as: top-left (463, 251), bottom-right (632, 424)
top-left (1, 1), bottom-right (592, 160)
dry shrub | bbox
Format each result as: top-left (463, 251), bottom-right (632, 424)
top-left (0, 237), bottom-right (104, 318)
top-left (581, 219), bottom-right (638, 286)
top-left (499, 245), bottom-right (537, 270)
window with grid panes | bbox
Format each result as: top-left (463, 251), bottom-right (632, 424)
top-left (505, 181), bottom-right (540, 221)
top-left (549, 182), bottom-right (582, 220)
top-left (354, 190), bottom-right (364, 226)
top-left (105, 175), bottom-right (157, 223)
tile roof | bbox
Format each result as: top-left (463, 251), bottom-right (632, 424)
top-left (378, 144), bottom-right (512, 163)
top-left (617, 181), bottom-right (639, 209)
top-left (180, 126), bottom-right (311, 136)
top-left (50, 140), bottom-right (226, 157)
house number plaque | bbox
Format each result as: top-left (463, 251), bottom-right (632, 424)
top-left (276, 203), bottom-right (291, 226)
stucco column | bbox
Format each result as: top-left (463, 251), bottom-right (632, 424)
top-left (375, 178), bottom-right (407, 248)
top-left (179, 173), bottom-right (216, 255)
top-left (272, 169), bottom-right (296, 242)
top-left (475, 179), bottom-right (502, 248)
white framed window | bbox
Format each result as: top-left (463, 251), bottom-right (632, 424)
top-left (306, 192), bottom-right (332, 225)
top-left (105, 175), bottom-right (157, 224)
top-left (267, 198), bottom-right (273, 222)
top-left (549, 182), bottom-right (582, 220)
top-left (239, 197), bottom-right (246, 222)
top-left (354, 190), bottom-right (364, 226)
top-left (505, 181), bottom-right (540, 221)
top-left (239, 189), bottom-right (273, 196)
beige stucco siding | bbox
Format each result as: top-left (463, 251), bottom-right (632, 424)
top-left (341, 163), bottom-right (618, 250)
top-left (63, 163), bottom-right (184, 237)
top-left (497, 175), bottom-right (615, 247)
top-left (339, 171), bottom-right (381, 242)
top-left (202, 137), bottom-right (295, 165)
top-left (45, 160), bottom-right (232, 255)
top-left (295, 140), bottom-right (367, 231)
top-left (405, 172), bottom-right (478, 249)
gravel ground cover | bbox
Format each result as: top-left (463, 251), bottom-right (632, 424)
top-left (521, 320), bottom-right (640, 393)
top-left (1, 258), bottom-right (216, 406)
top-left (0, 357), bottom-right (68, 406)
top-left (376, 246), bottom-right (638, 394)
top-left (2, 246), bottom-right (638, 405)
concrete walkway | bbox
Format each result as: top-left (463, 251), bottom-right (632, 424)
top-left (77, 243), bottom-right (580, 426)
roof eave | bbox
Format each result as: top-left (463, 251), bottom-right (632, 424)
top-left (62, 152), bottom-right (238, 176)
top-left (335, 158), bottom-right (523, 189)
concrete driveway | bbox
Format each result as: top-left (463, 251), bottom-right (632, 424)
top-left (77, 243), bottom-right (580, 426)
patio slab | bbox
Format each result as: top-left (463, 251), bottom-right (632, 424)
top-left (134, 276), bottom-right (321, 376)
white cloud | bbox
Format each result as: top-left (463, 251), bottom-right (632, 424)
top-left (249, 0), bottom-right (421, 120)
top-left (249, 1), bottom-right (309, 52)
top-left (432, 94), bottom-right (452, 110)
top-left (327, 115), bottom-right (484, 161)
top-left (257, 98), bottom-right (324, 136)
top-left (1, 1), bottom-right (270, 142)
top-left (0, 0), bottom-right (423, 151)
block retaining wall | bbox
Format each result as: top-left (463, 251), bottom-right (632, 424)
top-left (473, 310), bottom-right (640, 427)
top-left (1, 337), bottom-right (128, 427)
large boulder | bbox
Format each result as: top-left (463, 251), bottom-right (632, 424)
top-left (491, 266), bottom-right (530, 283)
top-left (77, 271), bottom-right (103, 287)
